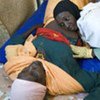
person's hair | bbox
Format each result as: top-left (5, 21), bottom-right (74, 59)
top-left (53, 0), bottom-right (80, 20)
top-left (18, 61), bottom-right (46, 85)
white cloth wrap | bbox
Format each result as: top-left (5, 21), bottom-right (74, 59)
top-left (77, 2), bottom-right (100, 48)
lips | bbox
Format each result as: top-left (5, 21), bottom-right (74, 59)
top-left (68, 25), bottom-right (77, 31)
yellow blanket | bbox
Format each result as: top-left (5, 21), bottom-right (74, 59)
top-left (4, 35), bottom-right (84, 95)
top-left (70, 0), bottom-right (89, 9)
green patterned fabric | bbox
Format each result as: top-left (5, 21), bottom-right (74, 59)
top-left (0, 20), bottom-right (10, 48)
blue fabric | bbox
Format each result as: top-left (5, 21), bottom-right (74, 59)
top-left (0, 1), bottom-right (48, 63)
top-left (78, 58), bottom-right (100, 73)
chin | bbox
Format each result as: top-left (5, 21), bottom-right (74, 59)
top-left (72, 27), bottom-right (78, 31)
top-left (67, 26), bottom-right (78, 32)
top-left (68, 28), bottom-right (76, 32)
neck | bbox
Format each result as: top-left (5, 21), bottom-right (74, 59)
top-left (45, 20), bottom-right (79, 39)
top-left (62, 30), bottom-right (79, 39)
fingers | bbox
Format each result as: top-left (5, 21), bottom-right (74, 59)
top-left (70, 45), bottom-right (80, 54)
top-left (73, 54), bottom-right (81, 58)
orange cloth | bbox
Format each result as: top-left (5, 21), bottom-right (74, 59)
top-left (4, 56), bottom-right (84, 95)
top-left (5, 34), bottom-right (37, 61)
top-left (70, 0), bottom-right (89, 9)
top-left (44, 0), bottom-right (61, 24)
top-left (4, 35), bottom-right (84, 95)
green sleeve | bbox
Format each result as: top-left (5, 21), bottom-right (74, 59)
top-left (84, 75), bottom-right (100, 100)
top-left (84, 87), bottom-right (100, 100)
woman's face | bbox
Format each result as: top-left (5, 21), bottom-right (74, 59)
top-left (55, 11), bottom-right (78, 31)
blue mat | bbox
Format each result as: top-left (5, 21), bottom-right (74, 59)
top-left (79, 58), bottom-right (100, 73)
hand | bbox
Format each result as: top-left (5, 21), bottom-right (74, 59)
top-left (70, 44), bottom-right (93, 58)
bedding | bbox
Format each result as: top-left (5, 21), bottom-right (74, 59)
top-left (1, 0), bottom-right (99, 99)
top-left (0, 0), bottom-right (100, 99)
top-left (70, 0), bottom-right (90, 9)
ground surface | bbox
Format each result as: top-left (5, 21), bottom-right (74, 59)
top-left (0, 64), bottom-right (12, 100)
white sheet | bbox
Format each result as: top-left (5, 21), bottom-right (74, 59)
top-left (77, 2), bottom-right (100, 48)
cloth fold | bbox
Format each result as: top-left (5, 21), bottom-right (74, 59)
top-left (70, 0), bottom-right (90, 9)
top-left (10, 79), bottom-right (46, 100)
top-left (5, 34), bottom-right (37, 61)
top-left (77, 2), bottom-right (100, 48)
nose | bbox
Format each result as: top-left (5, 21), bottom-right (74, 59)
top-left (64, 21), bottom-right (70, 29)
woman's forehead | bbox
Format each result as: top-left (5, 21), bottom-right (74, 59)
top-left (56, 11), bottom-right (72, 19)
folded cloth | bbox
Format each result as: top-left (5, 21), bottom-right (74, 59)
top-left (70, 44), bottom-right (93, 58)
top-left (10, 79), bottom-right (46, 100)
top-left (5, 35), bottom-right (37, 61)
top-left (77, 2), bottom-right (100, 48)
top-left (70, 0), bottom-right (90, 9)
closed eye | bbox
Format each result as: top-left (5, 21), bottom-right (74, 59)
top-left (62, 15), bottom-right (70, 21)
top-left (59, 22), bottom-right (65, 27)
top-left (64, 18), bottom-right (69, 21)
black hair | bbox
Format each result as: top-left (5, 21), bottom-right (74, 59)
top-left (53, 0), bottom-right (80, 20)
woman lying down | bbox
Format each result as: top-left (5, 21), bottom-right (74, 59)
top-left (4, 1), bottom-right (100, 100)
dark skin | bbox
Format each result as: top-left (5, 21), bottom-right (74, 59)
top-left (55, 11), bottom-right (78, 32)
top-left (17, 61), bottom-right (46, 86)
top-left (45, 19), bottom-right (79, 41)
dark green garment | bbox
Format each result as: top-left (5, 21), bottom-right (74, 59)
top-left (33, 36), bottom-right (80, 75)
top-left (32, 36), bottom-right (100, 100)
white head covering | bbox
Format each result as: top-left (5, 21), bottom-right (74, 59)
top-left (77, 2), bottom-right (100, 48)
top-left (10, 79), bottom-right (46, 100)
